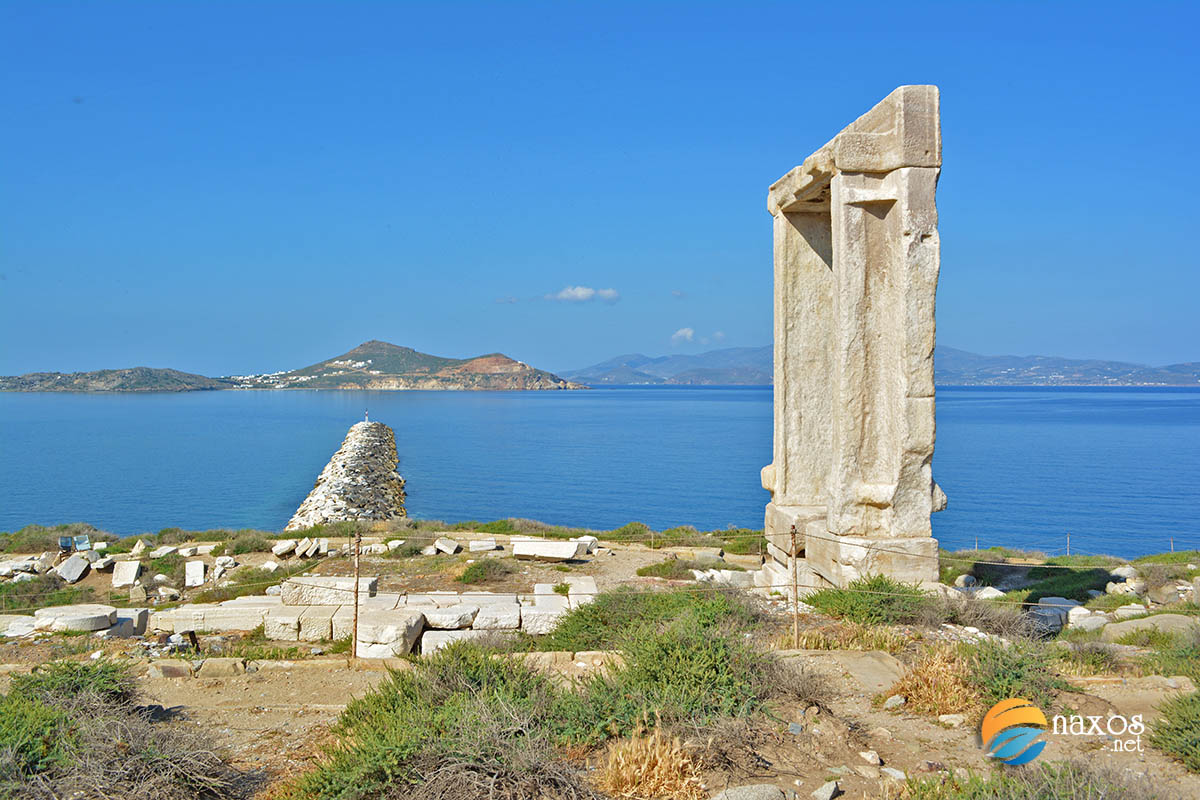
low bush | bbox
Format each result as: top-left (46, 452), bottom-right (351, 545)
top-left (147, 553), bottom-right (186, 586)
top-left (0, 660), bottom-right (247, 799)
top-left (0, 522), bottom-right (118, 554)
top-left (0, 574), bottom-right (93, 613)
top-left (281, 643), bottom-right (601, 800)
top-left (456, 558), bottom-right (516, 584)
top-left (921, 594), bottom-right (1034, 640)
top-left (806, 574), bottom-right (932, 626)
top-left (593, 728), bottom-right (705, 800)
top-left (1006, 566), bottom-right (1112, 605)
top-left (887, 645), bottom-right (980, 716)
top-left (636, 558), bottom-right (743, 580)
top-left (532, 587), bottom-right (762, 652)
top-left (1137, 626), bottom-right (1200, 683)
top-left (964, 640), bottom-right (1069, 710)
top-left (1053, 641), bottom-right (1124, 676)
top-left (1150, 691), bottom-right (1200, 773)
top-left (789, 621), bottom-right (916, 653)
top-left (902, 758), bottom-right (1162, 799)
top-left (191, 562), bottom-right (309, 604)
top-left (211, 531), bottom-right (274, 556)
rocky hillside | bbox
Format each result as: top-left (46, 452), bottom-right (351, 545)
top-left (0, 367), bottom-right (234, 392)
top-left (232, 340), bottom-right (585, 390)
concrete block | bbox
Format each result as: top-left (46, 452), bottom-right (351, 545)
top-left (148, 546), bottom-right (177, 559)
top-left (299, 606), bottom-right (337, 642)
top-left (521, 608), bottom-right (567, 634)
top-left (354, 609), bottom-right (425, 657)
top-left (420, 629), bottom-right (486, 654)
top-left (148, 659), bottom-right (194, 679)
top-left (272, 540), bottom-right (297, 556)
top-left (468, 538), bottom-right (498, 552)
top-left (197, 657), bottom-right (246, 677)
top-left (33, 604), bottom-right (117, 632)
top-left (281, 576), bottom-right (377, 605)
top-left (177, 546), bottom-right (198, 557)
top-left (265, 607), bottom-right (304, 641)
top-left (424, 605), bottom-right (479, 630)
top-left (115, 607), bottom-right (149, 635)
top-left (195, 606), bottom-right (269, 632)
top-left (473, 604), bottom-right (521, 630)
top-left (565, 576), bottom-right (598, 608)
top-left (185, 560), bottom-right (206, 588)
top-left (434, 537), bottom-right (462, 554)
top-left (55, 554), bottom-right (91, 584)
top-left (513, 541), bottom-right (586, 562)
top-left (112, 560), bottom-right (141, 588)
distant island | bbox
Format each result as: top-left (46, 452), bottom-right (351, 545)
top-left (0, 340), bottom-right (584, 392)
top-left (565, 345), bottom-right (1200, 387)
top-left (6, 342), bottom-right (1199, 392)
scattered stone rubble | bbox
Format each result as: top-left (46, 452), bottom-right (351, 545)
top-left (285, 421), bottom-right (407, 530)
top-left (0, 562), bottom-right (600, 657)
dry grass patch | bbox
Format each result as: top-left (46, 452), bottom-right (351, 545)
top-left (886, 645), bottom-right (981, 716)
top-left (593, 728), bottom-right (705, 800)
top-left (783, 621), bottom-right (917, 654)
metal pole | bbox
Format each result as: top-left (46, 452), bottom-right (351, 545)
top-left (352, 527), bottom-right (362, 660)
top-left (790, 524), bottom-right (799, 650)
top-left (1066, 531), bottom-right (1070, 557)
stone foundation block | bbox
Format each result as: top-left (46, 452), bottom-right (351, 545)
top-left (281, 576), bottom-right (377, 606)
top-left (265, 607), bottom-right (304, 641)
top-left (298, 606), bottom-right (338, 641)
top-left (420, 629), bottom-right (486, 654)
top-left (804, 533), bottom-right (938, 587)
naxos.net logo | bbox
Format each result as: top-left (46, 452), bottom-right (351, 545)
top-left (980, 698), bottom-right (1048, 766)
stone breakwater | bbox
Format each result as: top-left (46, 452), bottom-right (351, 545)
top-left (286, 421), bottom-right (407, 531)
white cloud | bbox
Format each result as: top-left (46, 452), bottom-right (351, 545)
top-left (713, 330), bottom-right (726, 342)
top-left (671, 289), bottom-right (686, 299)
top-left (671, 327), bottom-right (695, 344)
top-left (495, 296), bottom-right (519, 304)
top-left (546, 285), bottom-right (620, 303)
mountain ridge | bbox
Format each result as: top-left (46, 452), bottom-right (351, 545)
top-left (566, 345), bottom-right (1200, 386)
top-left (1, 341), bottom-right (584, 392)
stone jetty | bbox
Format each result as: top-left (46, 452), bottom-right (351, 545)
top-left (286, 421), bottom-right (407, 531)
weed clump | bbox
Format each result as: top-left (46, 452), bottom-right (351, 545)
top-left (456, 558), bottom-right (517, 584)
top-left (0, 660), bottom-right (246, 799)
top-left (1151, 691), bottom-right (1200, 773)
top-left (806, 575), bottom-right (932, 626)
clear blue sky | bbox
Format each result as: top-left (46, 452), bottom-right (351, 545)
top-left (2, 1), bottom-right (1197, 376)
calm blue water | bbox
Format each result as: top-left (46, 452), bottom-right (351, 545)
top-left (1, 387), bottom-right (1198, 558)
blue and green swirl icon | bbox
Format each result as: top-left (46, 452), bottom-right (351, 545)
top-left (980, 698), bottom-right (1048, 766)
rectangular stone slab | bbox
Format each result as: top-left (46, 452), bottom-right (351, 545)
top-left (111, 560), bottom-right (141, 588)
top-left (512, 541), bottom-right (586, 562)
top-left (298, 606), bottom-right (338, 642)
top-left (281, 576), bottom-right (377, 606)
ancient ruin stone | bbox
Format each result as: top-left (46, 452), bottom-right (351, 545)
top-left (286, 420), bottom-right (407, 530)
top-left (761, 85), bottom-right (944, 589)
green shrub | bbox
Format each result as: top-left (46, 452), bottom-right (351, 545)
top-left (0, 574), bottom-right (94, 613)
top-left (147, 553), bottom-right (185, 586)
top-left (964, 640), bottom-right (1068, 709)
top-left (533, 587), bottom-right (761, 652)
top-left (806, 574), bottom-right (932, 626)
top-left (1007, 567), bottom-right (1112, 605)
top-left (11, 659), bottom-right (136, 705)
top-left (1138, 627), bottom-right (1200, 683)
top-left (1151, 691), bottom-right (1200, 772)
top-left (0, 693), bottom-right (75, 777)
top-left (0, 522), bottom-right (118, 554)
top-left (604, 521), bottom-right (652, 542)
top-left (456, 559), bottom-right (516, 584)
top-left (903, 758), bottom-right (1162, 799)
top-left (211, 531), bottom-right (274, 556)
top-left (283, 643), bottom-right (593, 800)
top-left (191, 561), bottom-right (309, 603)
top-left (1134, 550), bottom-right (1200, 565)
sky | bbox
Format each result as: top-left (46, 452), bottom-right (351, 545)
top-left (1, 1), bottom-right (1197, 376)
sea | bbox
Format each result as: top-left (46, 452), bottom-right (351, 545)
top-left (2, 387), bottom-right (1198, 559)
